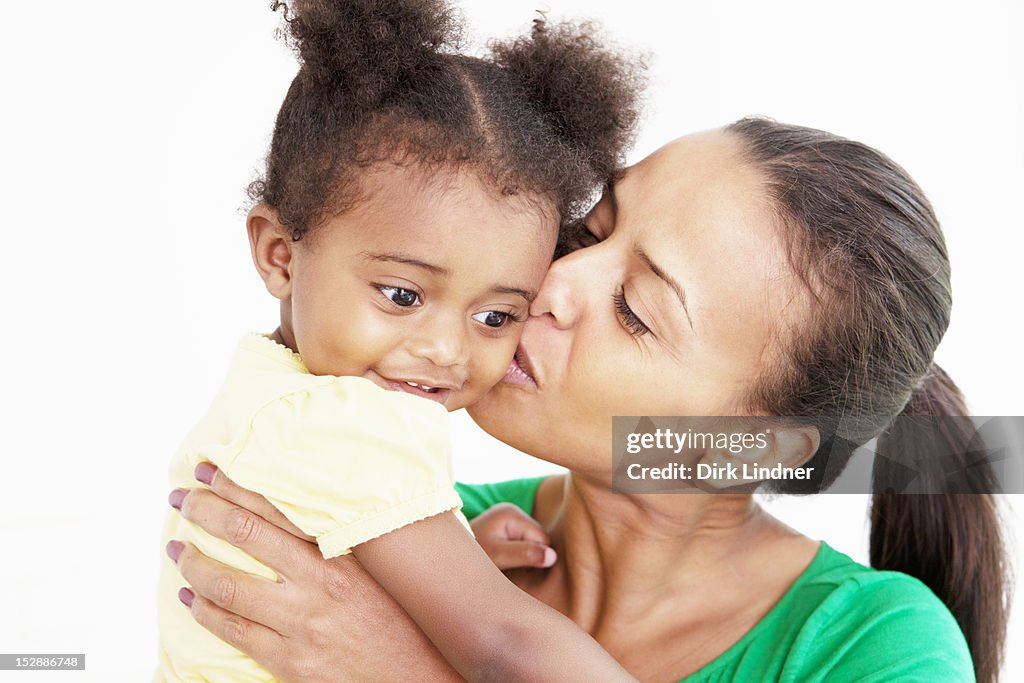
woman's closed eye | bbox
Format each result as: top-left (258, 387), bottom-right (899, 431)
top-left (613, 287), bottom-right (650, 336)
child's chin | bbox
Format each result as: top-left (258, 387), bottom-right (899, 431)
top-left (445, 392), bottom-right (483, 413)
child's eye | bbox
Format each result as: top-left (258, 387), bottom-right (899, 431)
top-left (378, 285), bottom-right (420, 307)
top-left (472, 311), bottom-right (519, 328)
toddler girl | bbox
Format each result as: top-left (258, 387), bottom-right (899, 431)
top-left (157, 1), bottom-right (642, 681)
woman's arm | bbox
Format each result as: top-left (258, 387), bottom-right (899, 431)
top-left (171, 467), bottom-right (634, 682)
top-left (169, 470), bottom-right (461, 683)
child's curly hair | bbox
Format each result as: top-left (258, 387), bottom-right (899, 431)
top-left (250, 0), bottom-right (645, 250)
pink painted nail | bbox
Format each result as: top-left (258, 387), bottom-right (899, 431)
top-left (168, 488), bottom-right (187, 510)
top-left (166, 540), bottom-right (184, 563)
top-left (178, 587), bottom-right (194, 608)
top-left (195, 462), bottom-right (217, 485)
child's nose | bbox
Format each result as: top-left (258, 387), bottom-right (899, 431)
top-left (407, 316), bottom-right (471, 370)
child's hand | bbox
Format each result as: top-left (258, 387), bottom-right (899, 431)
top-left (470, 503), bottom-right (557, 570)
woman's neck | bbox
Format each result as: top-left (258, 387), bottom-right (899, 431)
top-left (525, 472), bottom-right (818, 659)
top-left (546, 473), bottom-right (760, 628)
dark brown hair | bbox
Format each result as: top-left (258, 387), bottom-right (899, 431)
top-left (729, 117), bottom-right (1009, 683)
top-left (251, 0), bottom-right (643, 245)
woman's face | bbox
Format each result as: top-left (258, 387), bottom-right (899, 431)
top-left (468, 130), bottom-right (808, 476)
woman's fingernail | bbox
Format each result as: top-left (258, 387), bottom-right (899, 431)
top-left (166, 540), bottom-right (184, 563)
top-left (178, 587), bottom-right (194, 608)
top-left (168, 488), bottom-right (187, 510)
top-left (542, 547), bottom-right (557, 568)
top-left (195, 462), bottom-right (216, 485)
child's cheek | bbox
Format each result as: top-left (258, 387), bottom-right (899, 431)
top-left (461, 335), bottom-right (522, 406)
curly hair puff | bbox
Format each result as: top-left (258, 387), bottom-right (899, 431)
top-left (249, 0), bottom-right (645, 247)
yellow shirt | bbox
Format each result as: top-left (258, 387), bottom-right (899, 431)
top-left (157, 334), bottom-right (466, 682)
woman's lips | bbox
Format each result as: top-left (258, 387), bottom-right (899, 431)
top-left (503, 346), bottom-right (538, 386)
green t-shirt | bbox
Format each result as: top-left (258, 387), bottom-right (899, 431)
top-left (455, 478), bottom-right (975, 682)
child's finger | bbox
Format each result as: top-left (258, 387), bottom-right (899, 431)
top-left (489, 540), bottom-right (557, 570)
top-left (502, 511), bottom-right (551, 547)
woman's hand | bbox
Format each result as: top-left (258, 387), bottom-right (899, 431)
top-left (166, 465), bottom-right (460, 683)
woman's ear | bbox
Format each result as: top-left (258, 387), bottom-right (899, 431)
top-left (247, 204), bottom-right (293, 300)
top-left (764, 425), bottom-right (821, 470)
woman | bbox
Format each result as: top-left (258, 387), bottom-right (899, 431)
top-left (166, 119), bottom-right (1009, 682)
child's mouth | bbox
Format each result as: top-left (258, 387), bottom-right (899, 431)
top-left (385, 379), bottom-right (452, 405)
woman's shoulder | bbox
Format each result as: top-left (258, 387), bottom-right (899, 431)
top-left (781, 543), bottom-right (975, 681)
top-left (686, 542), bottom-right (974, 683)
top-left (799, 542), bottom-right (965, 627)
top-left (455, 476), bottom-right (550, 519)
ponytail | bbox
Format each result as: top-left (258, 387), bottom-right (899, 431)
top-left (729, 119), bottom-right (1010, 681)
top-left (871, 364), bottom-right (1009, 683)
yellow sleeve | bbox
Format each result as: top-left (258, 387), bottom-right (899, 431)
top-left (220, 377), bottom-right (462, 558)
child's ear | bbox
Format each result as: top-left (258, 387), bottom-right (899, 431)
top-left (247, 204), bottom-right (293, 300)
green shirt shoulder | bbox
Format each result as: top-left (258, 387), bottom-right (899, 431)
top-left (456, 476), bottom-right (547, 519)
top-left (689, 542), bottom-right (975, 682)
top-left (455, 478), bottom-right (975, 683)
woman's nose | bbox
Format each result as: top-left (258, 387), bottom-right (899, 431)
top-left (529, 250), bottom-right (590, 330)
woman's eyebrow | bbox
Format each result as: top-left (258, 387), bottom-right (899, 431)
top-left (635, 247), bottom-right (694, 330)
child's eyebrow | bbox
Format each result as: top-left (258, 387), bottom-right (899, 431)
top-left (361, 251), bottom-right (448, 275)
top-left (492, 285), bottom-right (536, 303)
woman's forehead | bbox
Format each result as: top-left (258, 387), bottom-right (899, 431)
top-left (627, 130), bottom-right (759, 204)
top-left (616, 130), bottom-right (774, 250)
top-left (615, 129), bottom-right (807, 344)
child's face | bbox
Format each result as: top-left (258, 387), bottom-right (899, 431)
top-left (277, 164), bottom-right (557, 411)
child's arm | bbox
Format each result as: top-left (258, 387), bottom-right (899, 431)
top-left (353, 512), bottom-right (637, 683)
top-left (217, 380), bottom-right (632, 680)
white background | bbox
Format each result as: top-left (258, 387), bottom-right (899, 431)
top-left (1, 0), bottom-right (1022, 680)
